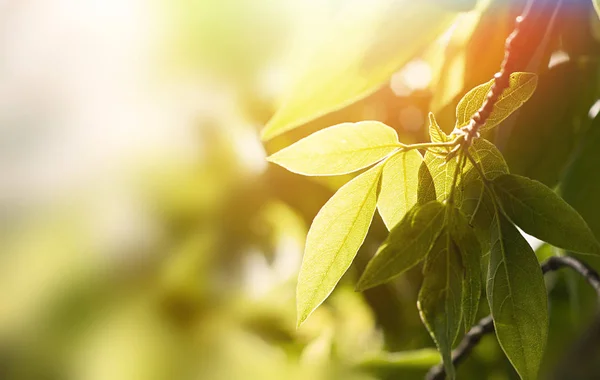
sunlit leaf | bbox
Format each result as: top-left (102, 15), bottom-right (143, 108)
top-left (357, 201), bottom-right (445, 291)
top-left (451, 208), bottom-right (482, 330)
top-left (455, 72), bottom-right (538, 132)
top-left (594, 0), bottom-right (600, 21)
top-left (297, 165), bottom-right (382, 326)
top-left (487, 211), bottom-right (548, 380)
top-left (424, 151), bottom-right (458, 201)
top-left (377, 150), bottom-right (423, 229)
top-left (261, 1), bottom-right (455, 140)
top-left (492, 174), bottom-right (600, 255)
top-left (428, 112), bottom-right (451, 155)
top-left (267, 121), bottom-right (399, 176)
top-left (418, 228), bottom-right (463, 380)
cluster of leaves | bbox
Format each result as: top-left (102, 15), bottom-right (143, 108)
top-left (267, 72), bottom-right (600, 380)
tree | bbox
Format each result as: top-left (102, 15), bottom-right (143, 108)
top-left (263, 0), bottom-right (600, 378)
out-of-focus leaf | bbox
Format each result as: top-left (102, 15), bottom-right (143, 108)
top-left (267, 121), bottom-right (399, 176)
top-left (428, 1), bottom-right (489, 115)
top-left (418, 229), bottom-right (463, 379)
top-left (562, 114), bottom-right (600, 241)
top-left (492, 174), bottom-right (600, 255)
top-left (357, 201), bottom-right (445, 291)
top-left (451, 208), bottom-right (482, 330)
top-left (502, 62), bottom-right (596, 187)
top-left (437, 0), bottom-right (478, 11)
top-left (357, 348), bottom-right (441, 370)
top-left (377, 150), bottom-right (423, 230)
top-left (455, 72), bottom-right (538, 131)
top-left (297, 165), bottom-right (382, 326)
top-left (261, 1), bottom-right (455, 140)
top-left (487, 211), bottom-right (548, 380)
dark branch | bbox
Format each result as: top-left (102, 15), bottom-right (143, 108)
top-left (425, 256), bottom-right (600, 380)
top-left (452, 0), bottom-right (533, 149)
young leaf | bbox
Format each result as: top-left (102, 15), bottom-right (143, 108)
top-left (297, 165), bottom-right (382, 326)
top-left (418, 229), bottom-right (463, 380)
top-left (357, 201), bottom-right (445, 291)
top-left (260, 1), bottom-right (454, 140)
top-left (455, 72), bottom-right (538, 132)
top-left (424, 151), bottom-right (458, 201)
top-left (377, 150), bottom-right (423, 230)
top-left (492, 174), bottom-right (600, 255)
top-left (267, 121), bottom-right (399, 176)
top-left (487, 211), bottom-right (548, 380)
top-left (428, 113), bottom-right (452, 157)
top-left (451, 208), bottom-right (482, 330)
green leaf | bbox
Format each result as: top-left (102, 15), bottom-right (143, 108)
top-left (487, 211), bottom-right (548, 380)
top-left (561, 113), bottom-right (600, 241)
top-left (450, 208), bottom-right (482, 330)
top-left (297, 165), bottom-right (382, 326)
top-left (455, 72), bottom-right (538, 132)
top-left (261, 1), bottom-right (455, 140)
top-left (492, 174), bottom-right (600, 255)
top-left (459, 138), bottom-right (509, 251)
top-left (267, 121), bottom-right (399, 176)
top-left (418, 229), bottom-right (463, 380)
top-left (418, 160), bottom-right (437, 204)
top-left (377, 150), bottom-right (423, 230)
top-left (501, 62), bottom-right (591, 188)
top-left (357, 201), bottom-right (445, 291)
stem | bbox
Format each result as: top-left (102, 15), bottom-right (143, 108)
top-left (400, 139), bottom-right (461, 151)
top-left (425, 256), bottom-right (600, 380)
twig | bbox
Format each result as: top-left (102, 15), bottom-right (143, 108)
top-left (425, 256), bottom-right (600, 380)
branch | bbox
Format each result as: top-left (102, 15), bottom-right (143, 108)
top-left (452, 0), bottom-right (534, 150)
top-left (425, 256), bottom-right (600, 380)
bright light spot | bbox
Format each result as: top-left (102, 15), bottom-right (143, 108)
top-left (548, 50), bottom-right (570, 69)
top-left (518, 227), bottom-right (544, 251)
top-left (589, 99), bottom-right (600, 119)
top-left (390, 59), bottom-right (432, 96)
top-left (399, 106), bottom-right (424, 132)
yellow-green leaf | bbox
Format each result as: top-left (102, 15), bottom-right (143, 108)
top-left (492, 174), bottom-right (600, 255)
top-left (424, 151), bottom-right (458, 201)
top-left (261, 1), bottom-right (455, 140)
top-left (357, 201), bottom-right (445, 291)
top-left (455, 72), bottom-right (538, 132)
top-left (428, 112), bottom-right (451, 155)
top-left (487, 211), bottom-right (548, 380)
top-left (297, 165), bottom-right (382, 326)
top-left (267, 121), bottom-right (399, 176)
top-left (377, 150), bottom-right (423, 229)
top-left (594, 0), bottom-right (600, 21)
top-left (418, 229), bottom-right (463, 380)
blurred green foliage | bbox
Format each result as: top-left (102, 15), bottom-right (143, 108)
top-left (3, 0), bottom-right (600, 379)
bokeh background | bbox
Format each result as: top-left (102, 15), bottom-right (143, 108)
top-left (2, 0), bottom-right (600, 379)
